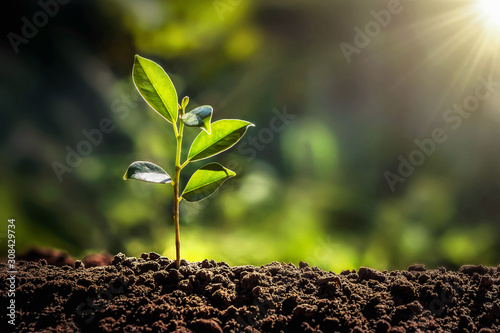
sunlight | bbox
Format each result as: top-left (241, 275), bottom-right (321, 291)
top-left (476, 0), bottom-right (500, 31)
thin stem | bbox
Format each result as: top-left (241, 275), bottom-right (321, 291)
top-left (172, 121), bottom-right (178, 138)
top-left (173, 111), bottom-right (184, 269)
top-left (179, 159), bottom-right (189, 171)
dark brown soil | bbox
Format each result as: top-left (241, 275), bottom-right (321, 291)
top-left (1, 252), bottom-right (499, 333)
top-left (18, 247), bottom-right (114, 268)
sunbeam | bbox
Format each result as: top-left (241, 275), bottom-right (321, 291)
top-left (476, 0), bottom-right (500, 32)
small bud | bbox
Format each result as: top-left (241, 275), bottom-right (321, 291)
top-left (182, 96), bottom-right (189, 110)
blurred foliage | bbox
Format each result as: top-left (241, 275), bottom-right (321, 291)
top-left (1, 0), bottom-right (500, 272)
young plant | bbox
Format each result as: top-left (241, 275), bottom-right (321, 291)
top-left (123, 55), bottom-right (254, 268)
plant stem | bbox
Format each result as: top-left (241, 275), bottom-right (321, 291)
top-left (173, 115), bottom-right (184, 269)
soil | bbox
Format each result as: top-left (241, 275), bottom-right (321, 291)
top-left (1, 251), bottom-right (499, 333)
top-left (17, 247), bottom-right (114, 268)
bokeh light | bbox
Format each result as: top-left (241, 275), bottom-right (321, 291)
top-left (2, 0), bottom-right (500, 272)
top-left (476, 0), bottom-right (500, 32)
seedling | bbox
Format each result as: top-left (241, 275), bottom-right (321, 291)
top-left (123, 55), bottom-right (254, 268)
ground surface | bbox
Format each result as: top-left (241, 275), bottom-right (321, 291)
top-left (1, 251), bottom-right (499, 332)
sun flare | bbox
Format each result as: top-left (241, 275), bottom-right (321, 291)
top-left (476, 0), bottom-right (500, 31)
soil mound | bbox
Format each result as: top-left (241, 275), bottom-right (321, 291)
top-left (1, 253), bottom-right (499, 332)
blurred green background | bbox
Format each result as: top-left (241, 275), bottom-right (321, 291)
top-left (1, 0), bottom-right (500, 272)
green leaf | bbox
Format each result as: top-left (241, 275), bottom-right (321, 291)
top-left (181, 96), bottom-right (189, 110)
top-left (123, 161), bottom-right (172, 184)
top-left (187, 119), bottom-right (254, 162)
top-left (181, 163), bottom-right (236, 202)
top-left (133, 55), bottom-right (178, 124)
top-left (182, 105), bottom-right (213, 134)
